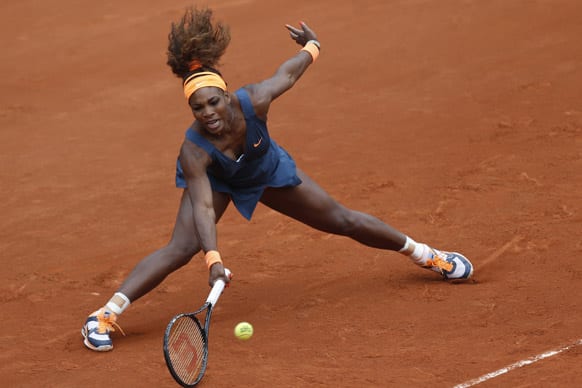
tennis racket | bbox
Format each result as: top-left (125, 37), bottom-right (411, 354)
top-left (163, 268), bottom-right (231, 387)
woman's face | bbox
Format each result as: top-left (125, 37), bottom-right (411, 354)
top-left (189, 87), bottom-right (231, 135)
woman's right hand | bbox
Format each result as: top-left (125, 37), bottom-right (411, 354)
top-left (208, 262), bottom-right (231, 288)
top-left (285, 21), bottom-right (318, 46)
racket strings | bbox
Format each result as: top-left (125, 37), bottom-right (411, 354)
top-left (167, 316), bottom-right (207, 384)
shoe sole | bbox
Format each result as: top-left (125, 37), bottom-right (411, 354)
top-left (81, 327), bottom-right (113, 352)
top-left (446, 267), bottom-right (474, 283)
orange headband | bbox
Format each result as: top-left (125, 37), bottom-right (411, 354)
top-left (183, 71), bottom-right (227, 101)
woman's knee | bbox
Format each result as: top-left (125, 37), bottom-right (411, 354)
top-left (327, 207), bottom-right (360, 236)
top-left (165, 242), bottom-right (200, 269)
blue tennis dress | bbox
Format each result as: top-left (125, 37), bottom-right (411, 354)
top-left (175, 87), bottom-right (301, 220)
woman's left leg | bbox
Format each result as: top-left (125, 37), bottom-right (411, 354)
top-left (260, 169), bottom-right (474, 280)
top-left (260, 169), bottom-right (406, 251)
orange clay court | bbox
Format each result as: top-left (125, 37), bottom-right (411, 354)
top-left (1, 0), bottom-right (581, 387)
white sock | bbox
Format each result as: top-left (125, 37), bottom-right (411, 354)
top-left (105, 292), bottom-right (131, 316)
top-left (399, 236), bottom-right (433, 266)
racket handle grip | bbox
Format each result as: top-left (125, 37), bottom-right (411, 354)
top-left (206, 268), bottom-right (231, 306)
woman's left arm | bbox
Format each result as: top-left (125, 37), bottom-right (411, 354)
top-left (251, 21), bottom-right (320, 111)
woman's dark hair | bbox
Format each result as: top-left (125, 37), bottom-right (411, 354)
top-left (167, 7), bottom-right (231, 79)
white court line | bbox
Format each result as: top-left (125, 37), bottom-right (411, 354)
top-left (453, 339), bottom-right (582, 388)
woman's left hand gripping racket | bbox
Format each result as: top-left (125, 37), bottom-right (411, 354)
top-left (163, 269), bottom-right (231, 387)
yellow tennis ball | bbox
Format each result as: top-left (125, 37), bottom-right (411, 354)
top-left (234, 322), bottom-right (253, 340)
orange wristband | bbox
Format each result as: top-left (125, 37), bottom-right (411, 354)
top-left (300, 40), bottom-right (320, 62)
top-left (205, 250), bottom-right (222, 270)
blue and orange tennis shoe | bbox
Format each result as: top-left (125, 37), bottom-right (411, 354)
top-left (424, 249), bottom-right (474, 280)
top-left (81, 308), bottom-right (124, 352)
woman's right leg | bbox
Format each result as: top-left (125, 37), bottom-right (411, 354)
top-left (82, 189), bottom-right (230, 352)
top-left (117, 189), bottom-right (230, 302)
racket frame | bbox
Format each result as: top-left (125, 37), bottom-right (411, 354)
top-left (163, 270), bottom-right (229, 387)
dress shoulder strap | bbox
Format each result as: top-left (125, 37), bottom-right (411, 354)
top-left (185, 127), bottom-right (216, 156)
top-left (234, 88), bottom-right (256, 119)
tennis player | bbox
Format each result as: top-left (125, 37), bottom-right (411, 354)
top-left (82, 7), bottom-right (473, 351)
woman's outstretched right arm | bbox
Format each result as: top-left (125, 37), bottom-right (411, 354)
top-left (178, 140), bottom-right (219, 260)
